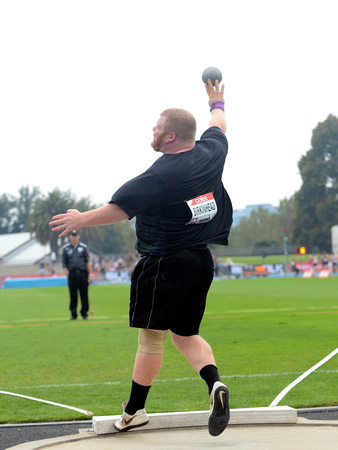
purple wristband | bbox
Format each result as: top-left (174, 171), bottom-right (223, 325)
top-left (210, 101), bottom-right (224, 112)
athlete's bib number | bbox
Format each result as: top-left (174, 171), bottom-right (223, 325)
top-left (186, 192), bottom-right (217, 225)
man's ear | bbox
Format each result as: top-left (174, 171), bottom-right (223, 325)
top-left (166, 131), bottom-right (176, 142)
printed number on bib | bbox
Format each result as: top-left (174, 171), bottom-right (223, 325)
top-left (186, 192), bottom-right (217, 225)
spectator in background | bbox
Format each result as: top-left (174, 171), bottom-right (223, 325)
top-left (50, 251), bottom-right (57, 274)
top-left (332, 253), bottom-right (337, 274)
top-left (290, 260), bottom-right (300, 276)
top-left (321, 252), bottom-right (328, 268)
top-left (39, 260), bottom-right (45, 276)
top-left (224, 258), bottom-right (233, 278)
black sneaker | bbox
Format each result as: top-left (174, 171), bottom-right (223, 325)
top-left (208, 381), bottom-right (230, 436)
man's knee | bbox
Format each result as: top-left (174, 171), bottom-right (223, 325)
top-left (171, 332), bottom-right (212, 353)
top-left (138, 329), bottom-right (167, 354)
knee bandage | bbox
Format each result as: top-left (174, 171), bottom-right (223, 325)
top-left (138, 329), bottom-right (167, 354)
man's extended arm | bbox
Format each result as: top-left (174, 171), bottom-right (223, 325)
top-left (209, 108), bottom-right (226, 133)
top-left (205, 79), bottom-right (226, 133)
top-left (49, 203), bottom-right (129, 238)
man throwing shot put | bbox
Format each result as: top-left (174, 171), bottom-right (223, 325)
top-left (50, 78), bottom-right (233, 437)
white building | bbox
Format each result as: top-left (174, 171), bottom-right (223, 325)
top-left (332, 225), bottom-right (338, 254)
top-left (0, 233), bottom-right (50, 266)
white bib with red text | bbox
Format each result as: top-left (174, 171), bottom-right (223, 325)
top-left (185, 192), bottom-right (217, 225)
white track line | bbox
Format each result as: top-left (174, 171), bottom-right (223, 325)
top-left (0, 390), bottom-right (93, 416)
top-left (2, 364), bottom-right (336, 414)
top-left (10, 370), bottom-right (338, 391)
top-left (270, 348), bottom-right (338, 407)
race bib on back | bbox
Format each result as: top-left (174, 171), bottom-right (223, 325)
top-left (186, 192), bottom-right (217, 225)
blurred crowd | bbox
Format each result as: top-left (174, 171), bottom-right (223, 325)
top-left (92, 254), bottom-right (140, 281)
top-left (38, 250), bottom-right (337, 280)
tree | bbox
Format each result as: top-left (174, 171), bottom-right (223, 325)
top-left (71, 196), bottom-right (104, 247)
top-left (11, 186), bottom-right (41, 233)
top-left (0, 193), bottom-right (16, 233)
top-left (290, 115), bottom-right (338, 251)
top-left (1, 186), bottom-right (137, 256)
top-left (28, 189), bottom-right (76, 254)
top-left (93, 221), bottom-right (137, 255)
top-left (228, 197), bottom-right (297, 250)
top-left (278, 196), bottom-right (296, 232)
top-left (230, 207), bottom-right (280, 248)
top-left (64, 197), bottom-right (136, 254)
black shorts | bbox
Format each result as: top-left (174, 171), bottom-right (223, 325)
top-left (129, 247), bottom-right (214, 336)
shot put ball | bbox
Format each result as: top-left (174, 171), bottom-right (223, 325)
top-left (202, 67), bottom-right (222, 86)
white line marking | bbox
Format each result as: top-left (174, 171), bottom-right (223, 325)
top-left (0, 390), bottom-right (93, 416)
top-left (2, 367), bottom-right (336, 414)
top-left (270, 348), bottom-right (338, 407)
top-left (9, 370), bottom-right (338, 390)
top-left (14, 381), bottom-right (122, 389)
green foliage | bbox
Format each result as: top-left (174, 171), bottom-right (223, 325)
top-left (12, 186), bottom-right (41, 233)
top-left (0, 193), bottom-right (16, 233)
top-left (0, 278), bottom-right (337, 423)
top-left (229, 115), bottom-right (337, 252)
top-left (230, 202), bottom-right (293, 248)
top-left (92, 221), bottom-right (136, 254)
top-left (72, 196), bottom-right (105, 250)
top-left (0, 186), bottom-right (137, 256)
top-left (290, 115), bottom-right (338, 251)
top-left (278, 196), bottom-right (296, 231)
top-left (27, 188), bottom-right (77, 254)
top-left (1, 113), bottom-right (337, 254)
top-left (0, 186), bottom-right (41, 234)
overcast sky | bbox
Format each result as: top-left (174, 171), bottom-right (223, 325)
top-left (1, 0), bottom-right (337, 212)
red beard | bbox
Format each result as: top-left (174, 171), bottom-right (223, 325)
top-left (151, 132), bottom-right (167, 152)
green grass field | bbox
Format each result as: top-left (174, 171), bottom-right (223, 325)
top-left (220, 254), bottom-right (310, 265)
top-left (0, 277), bottom-right (337, 424)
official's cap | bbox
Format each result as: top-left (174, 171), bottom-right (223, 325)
top-left (70, 230), bottom-right (79, 236)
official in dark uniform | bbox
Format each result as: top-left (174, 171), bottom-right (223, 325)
top-left (62, 230), bottom-right (92, 320)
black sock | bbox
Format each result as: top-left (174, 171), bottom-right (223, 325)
top-left (125, 380), bottom-right (151, 415)
top-left (199, 364), bottom-right (221, 395)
